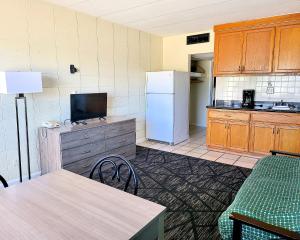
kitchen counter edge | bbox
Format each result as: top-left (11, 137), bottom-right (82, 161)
top-left (206, 106), bottom-right (300, 113)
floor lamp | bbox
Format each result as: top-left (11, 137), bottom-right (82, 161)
top-left (0, 72), bottom-right (42, 182)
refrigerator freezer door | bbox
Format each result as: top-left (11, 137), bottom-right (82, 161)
top-left (146, 71), bottom-right (174, 94)
top-left (146, 94), bottom-right (174, 143)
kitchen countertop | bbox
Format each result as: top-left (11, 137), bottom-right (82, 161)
top-left (206, 105), bottom-right (300, 113)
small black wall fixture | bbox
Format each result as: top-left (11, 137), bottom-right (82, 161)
top-left (70, 65), bottom-right (78, 74)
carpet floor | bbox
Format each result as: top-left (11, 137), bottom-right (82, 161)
top-left (129, 146), bottom-right (251, 240)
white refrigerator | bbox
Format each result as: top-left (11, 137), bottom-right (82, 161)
top-left (146, 71), bottom-right (190, 145)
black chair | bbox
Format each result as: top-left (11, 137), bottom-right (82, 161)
top-left (0, 175), bottom-right (8, 188)
top-left (89, 155), bottom-right (138, 195)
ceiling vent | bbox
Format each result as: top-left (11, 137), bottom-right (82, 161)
top-left (187, 33), bottom-right (210, 45)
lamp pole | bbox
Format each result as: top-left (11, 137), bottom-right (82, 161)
top-left (15, 93), bottom-right (31, 182)
top-left (0, 72), bottom-right (42, 183)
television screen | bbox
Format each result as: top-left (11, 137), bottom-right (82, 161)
top-left (70, 93), bottom-right (107, 122)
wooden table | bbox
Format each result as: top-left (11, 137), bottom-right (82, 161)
top-left (0, 170), bottom-right (166, 240)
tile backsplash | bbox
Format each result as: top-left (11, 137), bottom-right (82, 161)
top-left (216, 75), bottom-right (300, 102)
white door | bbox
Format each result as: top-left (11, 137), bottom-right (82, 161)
top-left (146, 71), bottom-right (174, 94)
top-left (146, 94), bottom-right (174, 143)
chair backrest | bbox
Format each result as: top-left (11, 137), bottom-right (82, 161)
top-left (89, 155), bottom-right (138, 195)
top-left (0, 175), bottom-right (8, 188)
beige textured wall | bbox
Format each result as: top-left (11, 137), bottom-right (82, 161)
top-left (162, 30), bottom-right (214, 71)
top-left (0, 0), bottom-right (163, 182)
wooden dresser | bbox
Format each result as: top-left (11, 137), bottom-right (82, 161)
top-left (38, 117), bottom-right (136, 176)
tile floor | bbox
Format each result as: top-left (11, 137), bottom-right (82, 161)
top-left (138, 126), bottom-right (264, 169)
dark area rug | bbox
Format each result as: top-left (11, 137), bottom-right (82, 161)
top-left (130, 146), bottom-right (251, 240)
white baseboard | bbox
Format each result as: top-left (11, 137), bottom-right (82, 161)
top-left (7, 171), bottom-right (41, 186)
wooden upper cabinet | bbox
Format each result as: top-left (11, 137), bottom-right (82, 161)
top-left (242, 28), bottom-right (275, 73)
top-left (274, 24), bottom-right (300, 73)
top-left (214, 13), bottom-right (300, 75)
top-left (214, 32), bottom-right (244, 75)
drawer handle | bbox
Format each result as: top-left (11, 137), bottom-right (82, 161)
top-left (83, 134), bottom-right (90, 140)
top-left (82, 163), bottom-right (91, 168)
top-left (224, 114), bottom-right (232, 117)
top-left (82, 150), bottom-right (91, 154)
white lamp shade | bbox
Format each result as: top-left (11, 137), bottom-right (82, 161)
top-left (0, 72), bottom-right (42, 94)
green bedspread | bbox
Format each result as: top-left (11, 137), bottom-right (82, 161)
top-left (218, 155), bottom-right (300, 239)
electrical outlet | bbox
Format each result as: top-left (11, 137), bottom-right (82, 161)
top-left (266, 86), bottom-right (274, 94)
top-left (266, 82), bottom-right (274, 94)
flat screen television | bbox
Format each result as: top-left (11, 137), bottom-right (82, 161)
top-left (70, 93), bottom-right (107, 122)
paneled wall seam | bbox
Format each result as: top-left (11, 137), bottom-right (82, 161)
top-left (26, 0), bottom-right (32, 71)
top-left (127, 28), bottom-right (130, 109)
top-left (52, 5), bottom-right (63, 121)
top-left (75, 13), bottom-right (82, 90)
top-left (138, 31), bottom-right (142, 116)
top-left (112, 24), bottom-right (116, 95)
top-left (150, 37), bottom-right (153, 71)
top-left (95, 19), bottom-right (101, 91)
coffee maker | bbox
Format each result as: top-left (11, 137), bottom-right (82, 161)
top-left (242, 89), bottom-right (255, 108)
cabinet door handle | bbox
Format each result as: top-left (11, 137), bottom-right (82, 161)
top-left (277, 129), bottom-right (280, 134)
top-left (272, 128), bottom-right (275, 134)
top-left (238, 66), bottom-right (241, 72)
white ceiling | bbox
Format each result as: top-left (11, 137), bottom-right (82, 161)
top-left (45, 0), bottom-right (300, 36)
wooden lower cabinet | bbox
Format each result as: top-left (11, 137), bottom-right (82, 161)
top-left (275, 125), bottom-right (300, 153)
top-left (250, 124), bottom-right (300, 154)
top-left (250, 123), bottom-right (275, 154)
top-left (207, 109), bottom-right (300, 155)
top-left (207, 119), bottom-right (249, 151)
top-left (207, 120), bottom-right (227, 148)
top-left (227, 121), bottom-right (249, 151)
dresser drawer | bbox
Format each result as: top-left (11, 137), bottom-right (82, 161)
top-left (106, 132), bottom-right (136, 151)
top-left (61, 127), bottom-right (105, 150)
top-left (105, 120), bottom-right (135, 138)
top-left (63, 144), bottom-right (136, 176)
top-left (61, 140), bottom-right (106, 165)
top-left (208, 110), bottom-right (250, 121)
top-left (106, 143), bottom-right (136, 160)
top-left (63, 154), bottom-right (105, 176)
